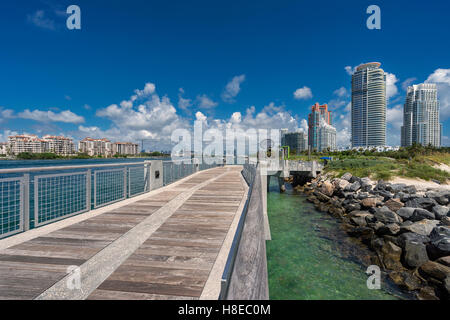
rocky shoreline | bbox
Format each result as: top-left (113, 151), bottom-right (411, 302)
top-left (296, 173), bottom-right (450, 300)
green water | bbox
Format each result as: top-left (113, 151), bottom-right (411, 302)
top-left (266, 190), bottom-right (404, 300)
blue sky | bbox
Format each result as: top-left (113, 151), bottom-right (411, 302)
top-left (0, 0), bottom-right (449, 149)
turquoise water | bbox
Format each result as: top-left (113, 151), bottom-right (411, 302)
top-left (266, 188), bottom-right (405, 300)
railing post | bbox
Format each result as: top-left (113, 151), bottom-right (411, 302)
top-left (123, 167), bottom-right (127, 199)
top-left (86, 169), bottom-right (91, 211)
top-left (23, 174), bottom-right (30, 231)
top-left (145, 161), bottom-right (151, 192)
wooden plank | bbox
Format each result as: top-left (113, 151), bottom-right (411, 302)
top-left (97, 280), bottom-right (203, 297)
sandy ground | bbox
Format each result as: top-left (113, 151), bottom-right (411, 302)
top-left (389, 177), bottom-right (450, 191)
top-left (433, 163), bottom-right (450, 173)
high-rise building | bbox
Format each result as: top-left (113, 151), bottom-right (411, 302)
top-left (42, 135), bottom-right (75, 155)
top-left (318, 119), bottom-right (337, 152)
top-left (79, 138), bottom-right (113, 157)
top-left (112, 142), bottom-right (139, 155)
top-left (401, 83), bottom-right (441, 148)
top-left (351, 62), bottom-right (386, 148)
top-left (308, 103), bottom-right (331, 151)
top-left (282, 131), bottom-right (308, 154)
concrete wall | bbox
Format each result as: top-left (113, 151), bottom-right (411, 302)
top-left (226, 166), bottom-right (269, 300)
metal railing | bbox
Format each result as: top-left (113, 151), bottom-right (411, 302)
top-left (0, 160), bottom-right (221, 240)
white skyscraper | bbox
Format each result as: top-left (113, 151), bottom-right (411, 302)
top-left (351, 62), bottom-right (387, 148)
top-left (401, 83), bottom-right (441, 147)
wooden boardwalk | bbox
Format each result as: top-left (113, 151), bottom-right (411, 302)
top-left (0, 166), bottom-right (246, 300)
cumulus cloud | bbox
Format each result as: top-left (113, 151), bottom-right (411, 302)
top-left (401, 77), bottom-right (417, 91)
top-left (222, 75), bottom-right (245, 103)
top-left (426, 68), bottom-right (450, 119)
top-left (386, 73), bottom-right (399, 101)
top-left (27, 10), bottom-right (56, 30)
top-left (334, 87), bottom-right (349, 98)
top-left (293, 86), bottom-right (313, 100)
top-left (387, 104), bottom-right (403, 130)
top-left (18, 109), bottom-right (85, 124)
top-left (177, 88), bottom-right (192, 112)
top-left (196, 94), bottom-right (218, 109)
top-left (345, 65), bottom-right (358, 76)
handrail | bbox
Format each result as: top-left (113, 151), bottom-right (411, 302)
top-left (0, 161), bottom-right (152, 174)
top-left (219, 163), bottom-right (257, 299)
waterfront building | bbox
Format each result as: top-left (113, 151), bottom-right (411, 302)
top-left (7, 134), bottom-right (47, 155)
top-left (78, 138), bottom-right (113, 157)
top-left (282, 131), bottom-right (308, 154)
top-left (112, 142), bottom-right (139, 155)
top-left (42, 135), bottom-right (75, 155)
top-left (308, 103), bottom-right (331, 151)
top-left (401, 83), bottom-right (441, 148)
top-left (351, 62), bottom-right (386, 148)
top-left (0, 142), bottom-right (7, 155)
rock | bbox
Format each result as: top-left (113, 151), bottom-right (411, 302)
top-left (430, 226), bottom-right (450, 256)
top-left (404, 241), bottom-right (429, 268)
top-left (406, 197), bottom-right (437, 211)
top-left (389, 271), bottom-right (423, 291)
top-left (374, 206), bottom-right (403, 224)
top-left (419, 261), bottom-right (450, 281)
top-left (441, 216), bottom-right (450, 226)
top-left (384, 199), bottom-right (404, 212)
top-left (436, 256), bottom-right (450, 267)
top-left (347, 226), bottom-right (374, 242)
top-left (397, 207), bottom-right (415, 220)
top-left (410, 208), bottom-right (435, 222)
top-left (350, 216), bottom-right (367, 227)
top-left (445, 277), bottom-right (450, 297)
top-left (386, 183), bottom-right (407, 193)
top-left (375, 190), bottom-right (394, 201)
top-left (432, 205), bottom-right (449, 220)
top-left (381, 241), bottom-right (403, 271)
top-left (341, 172), bottom-right (352, 181)
top-left (361, 197), bottom-right (378, 208)
top-left (333, 178), bottom-right (350, 191)
top-left (401, 219), bottom-right (440, 236)
top-left (313, 190), bottom-right (330, 202)
top-left (360, 177), bottom-right (373, 191)
top-left (416, 286), bottom-right (439, 300)
top-left (397, 232), bottom-right (430, 249)
top-left (344, 203), bottom-right (361, 212)
top-left (321, 181), bottom-right (334, 197)
top-left (404, 185), bottom-right (417, 194)
top-left (345, 181), bottom-right (361, 192)
top-left (377, 223), bottom-right (401, 236)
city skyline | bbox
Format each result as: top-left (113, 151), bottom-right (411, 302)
top-left (0, 1), bottom-right (449, 149)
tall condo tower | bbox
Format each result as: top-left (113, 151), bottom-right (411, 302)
top-left (308, 103), bottom-right (331, 151)
top-left (351, 62), bottom-right (386, 148)
top-left (401, 83), bottom-right (441, 147)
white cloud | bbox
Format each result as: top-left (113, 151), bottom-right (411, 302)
top-left (333, 87), bottom-right (349, 97)
top-left (345, 66), bottom-right (358, 76)
top-left (293, 86), bottom-right (313, 100)
top-left (18, 109), bottom-right (85, 124)
top-left (386, 73), bottom-right (399, 100)
top-left (222, 75), bottom-right (246, 103)
top-left (401, 77), bottom-right (417, 91)
top-left (178, 88), bottom-right (191, 111)
top-left (196, 94), bottom-right (218, 109)
top-left (387, 104), bottom-right (403, 130)
top-left (134, 83), bottom-right (156, 98)
top-left (426, 68), bottom-right (450, 119)
top-left (27, 10), bottom-right (56, 30)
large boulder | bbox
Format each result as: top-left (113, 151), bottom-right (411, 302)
top-left (374, 206), bottom-right (403, 224)
top-left (404, 241), bottom-right (429, 268)
top-left (321, 181), bottom-right (334, 197)
top-left (410, 208), bottom-right (435, 222)
top-left (333, 178), bottom-right (350, 191)
top-left (401, 219), bottom-right (440, 236)
top-left (430, 226), bottom-right (450, 256)
top-left (377, 223), bottom-right (401, 236)
top-left (406, 197), bottom-right (438, 211)
top-left (441, 216), bottom-right (450, 226)
top-left (360, 177), bottom-right (374, 191)
top-left (386, 183), bottom-right (407, 194)
top-left (341, 172), bottom-right (352, 181)
top-left (384, 199), bottom-right (404, 212)
top-left (397, 232), bottom-right (430, 249)
top-left (361, 197), bottom-right (378, 208)
top-left (436, 256), bottom-right (450, 267)
top-left (345, 181), bottom-right (361, 192)
top-left (419, 261), bottom-right (450, 281)
top-left (381, 241), bottom-right (403, 271)
top-left (388, 271), bottom-right (423, 291)
top-left (432, 205), bottom-right (449, 220)
top-left (397, 207), bottom-right (415, 220)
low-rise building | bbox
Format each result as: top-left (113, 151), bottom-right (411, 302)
top-left (281, 131), bottom-right (308, 154)
top-left (0, 142), bottom-right (8, 155)
top-left (42, 135), bottom-right (75, 155)
top-left (8, 134), bottom-right (47, 155)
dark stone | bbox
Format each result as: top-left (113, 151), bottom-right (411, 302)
top-left (406, 197), bottom-right (437, 211)
top-left (345, 181), bottom-right (361, 192)
top-left (436, 256), bottom-right (450, 267)
top-left (386, 183), bottom-right (407, 193)
top-left (432, 205), bottom-right (449, 220)
top-left (344, 203), bottom-right (361, 213)
top-left (416, 286), bottom-right (439, 300)
top-left (374, 206), bottom-right (403, 224)
top-left (375, 190), bottom-right (394, 201)
top-left (404, 241), bottom-right (429, 268)
top-left (419, 261), bottom-right (450, 281)
top-left (381, 241), bottom-right (403, 271)
top-left (376, 223), bottom-right (400, 236)
top-left (404, 185), bottom-right (417, 194)
top-left (341, 172), bottom-right (352, 181)
top-left (430, 226), bottom-right (450, 257)
top-left (397, 207), bottom-right (415, 220)
top-left (410, 208), bottom-right (435, 222)
top-left (397, 232), bottom-right (430, 249)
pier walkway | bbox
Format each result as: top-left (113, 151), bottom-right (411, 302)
top-left (0, 166), bottom-right (247, 300)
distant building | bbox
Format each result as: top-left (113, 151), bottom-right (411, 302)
top-left (401, 83), bottom-right (441, 148)
top-left (282, 131), bottom-right (308, 154)
top-left (351, 62), bottom-right (386, 148)
top-left (0, 142), bottom-right (7, 155)
top-left (78, 138), bottom-right (112, 157)
top-left (112, 142), bottom-right (139, 155)
top-left (8, 134), bottom-right (47, 155)
top-left (42, 135), bottom-right (75, 155)
top-left (317, 120), bottom-right (336, 152)
top-left (308, 103), bottom-right (331, 151)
